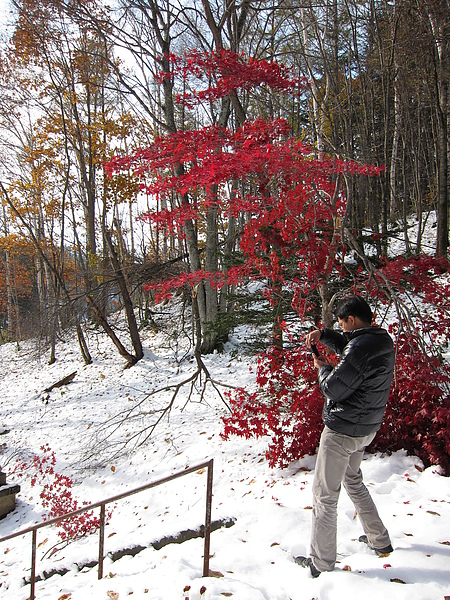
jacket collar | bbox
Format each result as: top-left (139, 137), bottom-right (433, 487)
top-left (344, 326), bottom-right (383, 341)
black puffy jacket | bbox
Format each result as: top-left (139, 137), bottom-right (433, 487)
top-left (317, 326), bottom-right (395, 437)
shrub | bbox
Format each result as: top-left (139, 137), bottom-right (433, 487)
top-left (13, 445), bottom-right (112, 542)
top-left (372, 333), bottom-right (450, 474)
top-left (222, 345), bottom-right (324, 468)
top-left (223, 334), bottom-right (450, 475)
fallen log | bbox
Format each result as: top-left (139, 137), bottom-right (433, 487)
top-left (43, 371), bottom-right (77, 393)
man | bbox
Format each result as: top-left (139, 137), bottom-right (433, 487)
top-left (296, 295), bottom-right (395, 577)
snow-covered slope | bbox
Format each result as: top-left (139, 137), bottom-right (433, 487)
top-left (1, 322), bottom-right (449, 600)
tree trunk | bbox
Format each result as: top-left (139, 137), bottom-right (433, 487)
top-left (86, 294), bottom-right (139, 367)
top-left (4, 249), bottom-right (14, 341)
top-left (425, 5), bottom-right (449, 256)
top-left (104, 228), bottom-right (144, 362)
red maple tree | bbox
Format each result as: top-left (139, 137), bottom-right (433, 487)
top-left (107, 49), bottom-right (450, 474)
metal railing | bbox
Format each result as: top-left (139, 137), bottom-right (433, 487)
top-left (0, 458), bottom-right (214, 599)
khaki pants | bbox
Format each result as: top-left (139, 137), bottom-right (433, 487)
top-left (310, 426), bottom-right (391, 572)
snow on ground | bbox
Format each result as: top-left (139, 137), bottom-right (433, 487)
top-left (0, 322), bottom-right (449, 600)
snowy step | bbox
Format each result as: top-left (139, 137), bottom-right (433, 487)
top-left (23, 517), bottom-right (235, 586)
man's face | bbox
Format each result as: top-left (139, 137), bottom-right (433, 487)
top-left (338, 315), bottom-right (356, 332)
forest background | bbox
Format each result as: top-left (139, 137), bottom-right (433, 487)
top-left (0, 0), bottom-right (449, 473)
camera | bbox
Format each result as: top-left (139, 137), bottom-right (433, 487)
top-left (310, 343), bottom-right (319, 357)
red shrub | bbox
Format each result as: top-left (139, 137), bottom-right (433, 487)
top-left (223, 334), bottom-right (450, 475)
top-left (222, 346), bottom-right (324, 467)
top-left (13, 445), bottom-right (112, 542)
top-left (372, 334), bottom-right (450, 474)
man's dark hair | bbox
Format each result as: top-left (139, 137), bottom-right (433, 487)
top-left (334, 295), bottom-right (373, 324)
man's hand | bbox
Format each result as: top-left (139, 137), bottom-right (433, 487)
top-left (305, 329), bottom-right (321, 349)
top-left (312, 355), bottom-right (328, 369)
top-left (305, 330), bottom-right (328, 369)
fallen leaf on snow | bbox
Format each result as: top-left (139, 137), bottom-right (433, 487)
top-left (209, 569), bottom-right (224, 578)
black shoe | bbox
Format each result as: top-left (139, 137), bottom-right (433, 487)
top-left (294, 555), bottom-right (321, 578)
top-left (359, 535), bottom-right (393, 556)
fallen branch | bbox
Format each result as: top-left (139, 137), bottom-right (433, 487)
top-left (81, 294), bottom-right (236, 467)
top-left (43, 372), bottom-right (77, 393)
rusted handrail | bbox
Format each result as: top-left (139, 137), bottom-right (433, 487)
top-left (0, 458), bottom-right (214, 599)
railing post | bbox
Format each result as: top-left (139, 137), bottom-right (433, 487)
top-left (203, 458), bottom-right (213, 577)
top-left (31, 528), bottom-right (37, 600)
top-left (98, 503), bottom-right (106, 580)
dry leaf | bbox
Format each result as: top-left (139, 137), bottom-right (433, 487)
top-left (58, 595), bottom-right (72, 600)
top-left (38, 538), bottom-right (48, 548)
top-left (209, 569), bottom-right (224, 578)
top-left (342, 565), bottom-right (352, 571)
top-left (107, 592), bottom-right (119, 599)
top-left (390, 578), bottom-right (406, 584)
top-left (426, 510), bottom-right (440, 516)
top-left (111, 466), bottom-right (116, 472)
